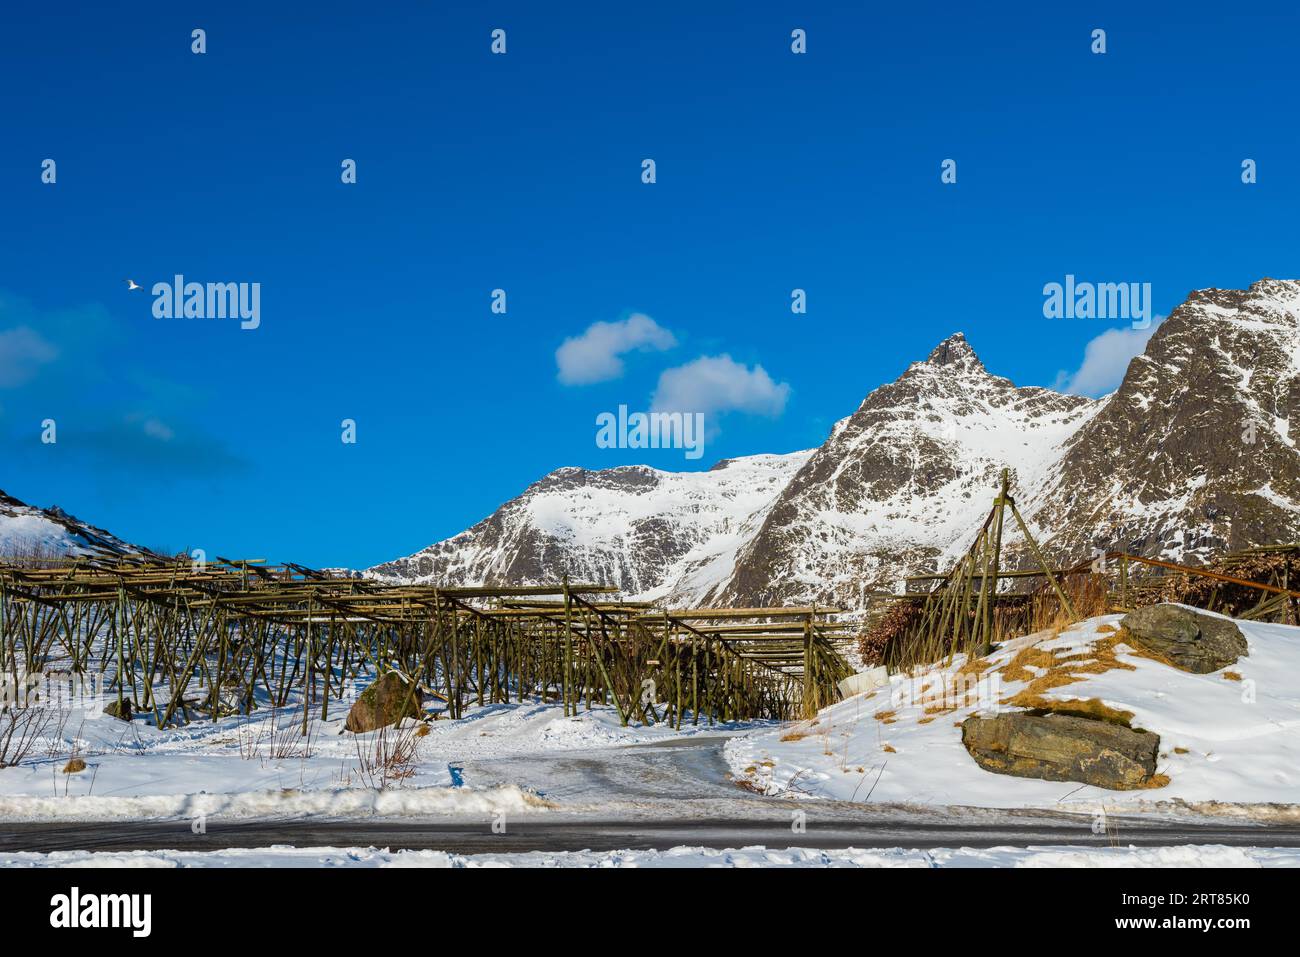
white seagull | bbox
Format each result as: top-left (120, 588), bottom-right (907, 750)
top-left (125, 279), bottom-right (142, 291)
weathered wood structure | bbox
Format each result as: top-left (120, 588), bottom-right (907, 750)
top-left (0, 555), bottom-right (853, 729)
top-left (868, 473), bottom-right (1300, 670)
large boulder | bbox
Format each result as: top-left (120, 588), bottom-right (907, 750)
top-left (344, 672), bottom-right (422, 733)
top-left (1120, 604), bottom-right (1248, 674)
top-left (961, 712), bottom-right (1161, 790)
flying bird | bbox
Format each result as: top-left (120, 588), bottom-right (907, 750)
top-left (125, 279), bottom-right (141, 291)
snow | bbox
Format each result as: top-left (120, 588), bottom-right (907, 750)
top-left (0, 694), bottom-right (744, 822)
top-left (5, 610), bottom-right (1293, 826)
top-left (0, 490), bottom-right (138, 558)
top-left (0, 783), bottom-right (543, 823)
top-left (0, 511), bottom-right (88, 555)
top-left (1, 843), bottom-right (1296, 868)
top-left (728, 611), bottom-right (1300, 811)
top-left (367, 449), bottom-right (813, 603)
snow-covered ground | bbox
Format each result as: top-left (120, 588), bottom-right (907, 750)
top-left (728, 610), bottom-right (1300, 813)
top-left (2, 843), bottom-right (1297, 868)
top-left (4, 607), bottom-right (1297, 841)
top-left (0, 691), bottom-right (753, 822)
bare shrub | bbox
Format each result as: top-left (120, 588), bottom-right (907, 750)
top-left (236, 707), bottom-right (318, 763)
top-left (0, 705), bottom-right (63, 769)
top-left (353, 720), bottom-right (423, 789)
top-left (0, 540), bottom-right (68, 569)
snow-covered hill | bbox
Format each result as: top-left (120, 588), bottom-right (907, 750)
top-left (728, 609), bottom-right (1300, 811)
top-left (0, 489), bottom-right (142, 560)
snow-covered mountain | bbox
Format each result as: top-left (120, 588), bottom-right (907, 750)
top-left (367, 452), bottom-right (812, 603)
top-left (371, 279), bottom-right (1300, 609)
top-left (1015, 277), bottom-right (1300, 566)
top-left (0, 489), bottom-right (143, 560)
top-left (707, 332), bottom-right (1099, 607)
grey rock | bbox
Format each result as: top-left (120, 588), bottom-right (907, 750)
top-left (1120, 604), bottom-right (1248, 674)
top-left (961, 712), bottom-right (1161, 790)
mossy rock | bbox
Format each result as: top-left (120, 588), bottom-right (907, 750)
top-left (103, 699), bottom-right (132, 722)
top-left (345, 672), bottom-right (421, 733)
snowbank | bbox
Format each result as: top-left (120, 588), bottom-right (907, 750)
top-left (727, 611), bottom-right (1300, 810)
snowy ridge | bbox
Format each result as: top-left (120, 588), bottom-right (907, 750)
top-left (1011, 278), bottom-right (1300, 567)
top-left (368, 450), bottom-right (813, 602)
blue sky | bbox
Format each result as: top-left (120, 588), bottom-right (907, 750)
top-left (1, 1), bottom-right (1296, 567)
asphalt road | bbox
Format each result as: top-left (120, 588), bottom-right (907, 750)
top-left (6, 816), bottom-right (1300, 855)
top-left (4, 736), bottom-right (1297, 854)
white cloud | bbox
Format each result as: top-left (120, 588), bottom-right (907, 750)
top-left (142, 418), bottom-right (175, 441)
top-left (0, 326), bottom-right (58, 387)
top-left (1054, 319), bottom-right (1163, 397)
top-left (651, 354), bottom-right (791, 424)
top-left (555, 313), bottom-right (677, 385)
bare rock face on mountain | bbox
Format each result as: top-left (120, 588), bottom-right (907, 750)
top-left (366, 279), bottom-right (1300, 610)
top-left (707, 333), bottom-right (1096, 608)
top-left (1019, 279), bottom-right (1300, 565)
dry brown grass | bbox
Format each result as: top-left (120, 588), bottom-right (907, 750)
top-left (1001, 694), bottom-right (1136, 727)
top-left (873, 709), bottom-right (897, 724)
top-left (1002, 672), bottom-right (1086, 708)
top-left (998, 645), bottom-right (1058, 683)
top-left (998, 626), bottom-right (1140, 715)
top-left (778, 716), bottom-right (822, 742)
top-left (1059, 632), bottom-right (1138, 675)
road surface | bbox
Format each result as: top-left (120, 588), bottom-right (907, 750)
top-left (3, 737), bottom-right (1295, 854)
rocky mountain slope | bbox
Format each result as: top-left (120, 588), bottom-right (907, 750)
top-left (706, 333), bottom-right (1099, 607)
top-left (1014, 278), bottom-right (1300, 567)
top-left (371, 279), bottom-right (1300, 609)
